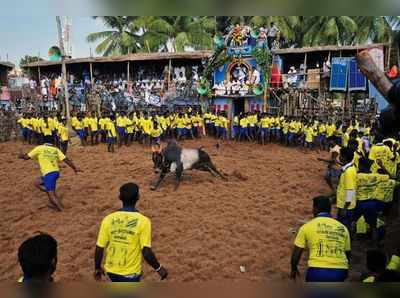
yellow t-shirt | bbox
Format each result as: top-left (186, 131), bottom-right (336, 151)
top-left (356, 173), bottom-right (389, 201)
top-left (305, 127), bottom-right (316, 143)
top-left (150, 127), bottom-right (163, 138)
top-left (41, 121), bottom-right (53, 136)
top-left (260, 118), bottom-right (270, 128)
top-left (89, 117), bottom-right (98, 131)
top-left (240, 118), bottom-right (248, 128)
top-left (27, 144), bottom-right (66, 176)
top-left (17, 118), bottom-right (29, 128)
top-left (294, 216), bottom-right (351, 269)
top-left (336, 164), bottom-right (357, 209)
top-left (58, 125), bottom-right (69, 142)
top-left (176, 118), bottom-right (186, 129)
top-left (99, 118), bottom-right (107, 130)
top-left (96, 211), bottom-right (151, 276)
top-left (106, 121), bottom-right (117, 138)
top-left (71, 116), bottom-right (78, 129)
top-left (326, 124), bottom-right (336, 137)
top-left (369, 144), bottom-right (393, 173)
top-left (375, 179), bottom-right (398, 203)
top-left (82, 117), bottom-right (91, 128)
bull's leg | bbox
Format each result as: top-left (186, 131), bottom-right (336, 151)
top-left (205, 162), bottom-right (227, 180)
top-left (151, 172), bottom-right (167, 191)
top-left (174, 163), bottom-right (184, 191)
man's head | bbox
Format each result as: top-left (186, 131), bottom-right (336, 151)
top-left (119, 183), bottom-right (140, 207)
top-left (347, 139), bottom-right (359, 153)
top-left (18, 233), bottom-right (58, 281)
top-left (366, 249), bottom-right (387, 273)
top-left (358, 157), bottom-right (373, 174)
top-left (312, 196), bottom-right (331, 217)
top-left (340, 147), bottom-right (354, 164)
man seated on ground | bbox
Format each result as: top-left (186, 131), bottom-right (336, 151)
top-left (290, 196), bottom-right (351, 282)
top-left (18, 233), bottom-right (58, 283)
top-left (94, 183), bottom-right (168, 282)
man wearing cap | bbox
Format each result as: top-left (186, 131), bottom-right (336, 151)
top-left (290, 196), bottom-right (352, 282)
top-left (94, 183), bottom-right (168, 282)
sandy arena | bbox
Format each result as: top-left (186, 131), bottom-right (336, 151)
top-left (0, 138), bottom-right (332, 281)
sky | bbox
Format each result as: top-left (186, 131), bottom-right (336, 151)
top-left (0, 17), bottom-right (106, 66)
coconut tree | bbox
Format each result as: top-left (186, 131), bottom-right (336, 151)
top-left (353, 16), bottom-right (400, 44)
top-left (131, 16), bottom-right (216, 52)
top-left (301, 16), bottom-right (358, 46)
top-left (87, 16), bottom-right (140, 56)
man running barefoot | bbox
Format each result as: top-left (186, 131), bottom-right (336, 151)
top-left (18, 136), bottom-right (80, 211)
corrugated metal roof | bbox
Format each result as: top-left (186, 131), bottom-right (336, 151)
top-left (22, 51), bottom-right (212, 68)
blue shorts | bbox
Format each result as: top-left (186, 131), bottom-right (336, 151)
top-left (107, 137), bottom-right (116, 144)
top-left (22, 128), bottom-right (29, 138)
top-left (337, 209), bottom-right (354, 228)
top-left (325, 168), bottom-right (341, 179)
top-left (117, 127), bottom-right (126, 137)
top-left (261, 128), bottom-right (270, 137)
top-left (354, 200), bottom-right (378, 226)
top-left (177, 128), bottom-right (185, 136)
top-left (42, 171), bottom-right (60, 192)
top-left (107, 272), bottom-right (142, 282)
top-left (232, 125), bottom-right (239, 137)
top-left (77, 129), bottom-right (86, 139)
top-left (240, 127), bottom-right (248, 135)
top-left (306, 267), bottom-right (348, 282)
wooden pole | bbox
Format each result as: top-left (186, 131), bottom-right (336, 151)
top-left (89, 62), bottom-right (94, 86)
top-left (56, 16), bottom-right (71, 122)
top-left (168, 59), bottom-right (172, 90)
top-left (38, 66), bottom-right (41, 83)
top-left (127, 61), bottom-right (130, 82)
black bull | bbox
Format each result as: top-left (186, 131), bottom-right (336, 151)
top-left (151, 142), bottom-right (226, 190)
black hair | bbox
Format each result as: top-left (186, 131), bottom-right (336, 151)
top-left (367, 249), bottom-right (387, 273)
top-left (43, 135), bottom-right (54, 144)
top-left (313, 196), bottom-right (331, 214)
top-left (119, 183), bottom-right (139, 205)
top-left (18, 233), bottom-right (57, 280)
top-left (358, 157), bottom-right (373, 173)
top-left (347, 139), bottom-right (359, 152)
top-left (340, 147), bottom-right (354, 163)
top-left (374, 133), bottom-right (384, 144)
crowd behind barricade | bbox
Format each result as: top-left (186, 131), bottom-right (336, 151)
top-left (13, 105), bottom-right (400, 283)
top-left (23, 65), bottom-right (201, 111)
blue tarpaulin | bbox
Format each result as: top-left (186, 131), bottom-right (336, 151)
top-left (330, 57), bottom-right (349, 91)
top-left (369, 82), bottom-right (388, 110)
top-left (348, 58), bottom-right (367, 91)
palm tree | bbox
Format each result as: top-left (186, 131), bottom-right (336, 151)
top-left (301, 16), bottom-right (358, 46)
top-left (353, 16), bottom-right (400, 44)
top-left (248, 16), bottom-right (302, 46)
top-left (131, 16), bottom-right (216, 52)
top-left (87, 16), bottom-right (140, 56)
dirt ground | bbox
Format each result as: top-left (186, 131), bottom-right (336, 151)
top-left (0, 138), bottom-right (345, 281)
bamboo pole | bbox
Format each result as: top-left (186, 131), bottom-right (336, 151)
top-left (127, 61), bottom-right (130, 82)
top-left (168, 59), bottom-right (172, 90)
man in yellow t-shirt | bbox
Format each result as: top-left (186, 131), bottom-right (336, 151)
top-left (290, 196), bottom-right (351, 282)
top-left (89, 112), bottom-right (99, 145)
top-left (94, 183), bottom-right (168, 282)
top-left (336, 147), bottom-right (357, 229)
top-left (19, 140), bottom-right (79, 211)
top-left (58, 118), bottom-right (70, 154)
